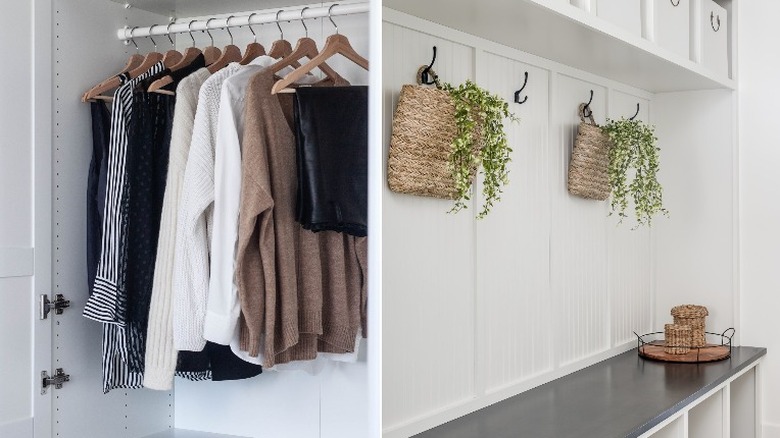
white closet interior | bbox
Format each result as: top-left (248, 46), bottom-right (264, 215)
top-left (381, 1), bottom-right (737, 437)
top-left (46, 0), bottom-right (377, 437)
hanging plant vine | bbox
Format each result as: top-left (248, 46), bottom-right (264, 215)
top-left (439, 80), bottom-right (517, 219)
top-left (601, 118), bottom-right (668, 227)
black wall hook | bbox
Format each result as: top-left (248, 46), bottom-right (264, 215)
top-left (629, 103), bottom-right (640, 121)
top-left (582, 90), bottom-right (594, 118)
top-left (514, 72), bottom-right (529, 104)
top-left (420, 46), bottom-right (438, 85)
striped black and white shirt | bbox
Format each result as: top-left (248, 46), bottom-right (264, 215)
top-left (84, 62), bottom-right (164, 392)
top-left (85, 62), bottom-right (164, 325)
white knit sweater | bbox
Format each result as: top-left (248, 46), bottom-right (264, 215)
top-left (172, 63), bottom-right (243, 352)
top-left (143, 68), bottom-right (212, 390)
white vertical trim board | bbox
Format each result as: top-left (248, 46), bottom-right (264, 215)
top-left (383, 9), bottom-right (655, 438)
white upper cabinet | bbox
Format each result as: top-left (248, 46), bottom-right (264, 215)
top-left (383, 0), bottom-right (734, 92)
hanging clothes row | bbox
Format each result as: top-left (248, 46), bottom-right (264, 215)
top-left (82, 8), bottom-right (370, 393)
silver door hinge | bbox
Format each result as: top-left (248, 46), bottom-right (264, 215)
top-left (40, 294), bottom-right (70, 320)
top-left (41, 368), bottom-right (70, 394)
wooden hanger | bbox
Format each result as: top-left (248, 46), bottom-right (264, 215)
top-left (148, 21), bottom-right (204, 94)
top-left (207, 16), bottom-right (243, 74)
top-left (239, 12), bottom-right (266, 65)
top-left (169, 21), bottom-right (204, 71)
top-left (268, 10), bottom-right (296, 62)
top-left (80, 53), bottom-right (143, 101)
top-left (271, 7), bottom-right (368, 95)
top-left (267, 9), bottom-right (339, 81)
top-left (83, 27), bottom-right (163, 102)
top-left (202, 18), bottom-right (223, 65)
top-left (159, 23), bottom-right (183, 67)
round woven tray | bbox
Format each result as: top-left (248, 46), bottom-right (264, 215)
top-left (639, 341), bottom-right (730, 363)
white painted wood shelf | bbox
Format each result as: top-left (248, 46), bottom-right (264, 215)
top-left (384, 0), bottom-right (734, 92)
top-left (143, 429), bottom-right (249, 438)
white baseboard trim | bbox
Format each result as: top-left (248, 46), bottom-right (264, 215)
top-left (0, 417), bottom-right (33, 438)
top-left (764, 423), bottom-right (780, 438)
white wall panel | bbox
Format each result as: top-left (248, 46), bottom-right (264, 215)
top-left (477, 53), bottom-right (553, 393)
top-left (653, 90), bottom-right (734, 334)
top-left (739, 0), bottom-right (780, 431)
top-left (607, 91), bottom-right (653, 347)
top-left (382, 21), bottom-right (477, 429)
top-left (382, 12), bottom-right (657, 437)
top-left (552, 75), bottom-right (610, 366)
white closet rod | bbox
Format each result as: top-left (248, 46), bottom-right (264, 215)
top-left (117, 2), bottom-right (369, 41)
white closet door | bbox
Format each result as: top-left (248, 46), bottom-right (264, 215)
top-left (0, 0), bottom-right (39, 437)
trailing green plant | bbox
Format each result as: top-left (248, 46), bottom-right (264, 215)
top-left (601, 118), bottom-right (668, 227)
top-left (439, 80), bottom-right (517, 219)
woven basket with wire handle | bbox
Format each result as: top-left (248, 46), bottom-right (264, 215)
top-left (387, 67), bottom-right (482, 199)
top-left (568, 103), bottom-right (612, 201)
top-left (664, 323), bottom-right (692, 355)
top-left (388, 82), bottom-right (457, 198)
top-left (672, 304), bottom-right (709, 348)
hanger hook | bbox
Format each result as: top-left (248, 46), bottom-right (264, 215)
top-left (205, 18), bottom-right (216, 46)
top-left (166, 21), bottom-right (176, 47)
top-left (276, 10), bottom-right (284, 40)
top-left (514, 71), bottom-right (529, 105)
top-left (629, 103), bottom-right (640, 121)
top-left (328, 4), bottom-right (339, 34)
top-left (583, 90), bottom-right (594, 118)
top-left (300, 7), bottom-right (309, 38)
top-left (129, 26), bottom-right (140, 52)
top-left (225, 16), bottom-right (235, 45)
top-left (148, 24), bottom-right (159, 51)
top-left (187, 20), bottom-right (197, 47)
top-left (247, 12), bottom-right (258, 43)
top-left (420, 46), bottom-right (438, 85)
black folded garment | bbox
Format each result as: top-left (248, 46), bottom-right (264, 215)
top-left (293, 86), bottom-right (368, 237)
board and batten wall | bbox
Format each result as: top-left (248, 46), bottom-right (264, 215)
top-left (382, 10), bottom-right (655, 437)
top-left (738, 1), bottom-right (780, 436)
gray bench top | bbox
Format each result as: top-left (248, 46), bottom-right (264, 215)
top-left (414, 346), bottom-right (766, 438)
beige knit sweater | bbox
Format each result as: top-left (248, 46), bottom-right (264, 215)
top-left (143, 68), bottom-right (211, 390)
top-left (236, 69), bottom-right (367, 368)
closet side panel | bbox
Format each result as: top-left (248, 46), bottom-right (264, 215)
top-left (551, 75), bottom-right (610, 366)
top-left (53, 1), bottom-right (173, 437)
top-left (382, 22), bottom-right (478, 430)
top-left (476, 52), bottom-right (553, 393)
top-left (606, 91), bottom-right (653, 347)
top-left (653, 90), bottom-right (735, 334)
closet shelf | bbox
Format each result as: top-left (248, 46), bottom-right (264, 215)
top-left (107, 0), bottom-right (327, 18)
top-left (384, 0), bottom-right (735, 93)
top-left (143, 429), bottom-right (250, 438)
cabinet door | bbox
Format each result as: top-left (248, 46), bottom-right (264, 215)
top-left (0, 0), bottom-right (41, 437)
